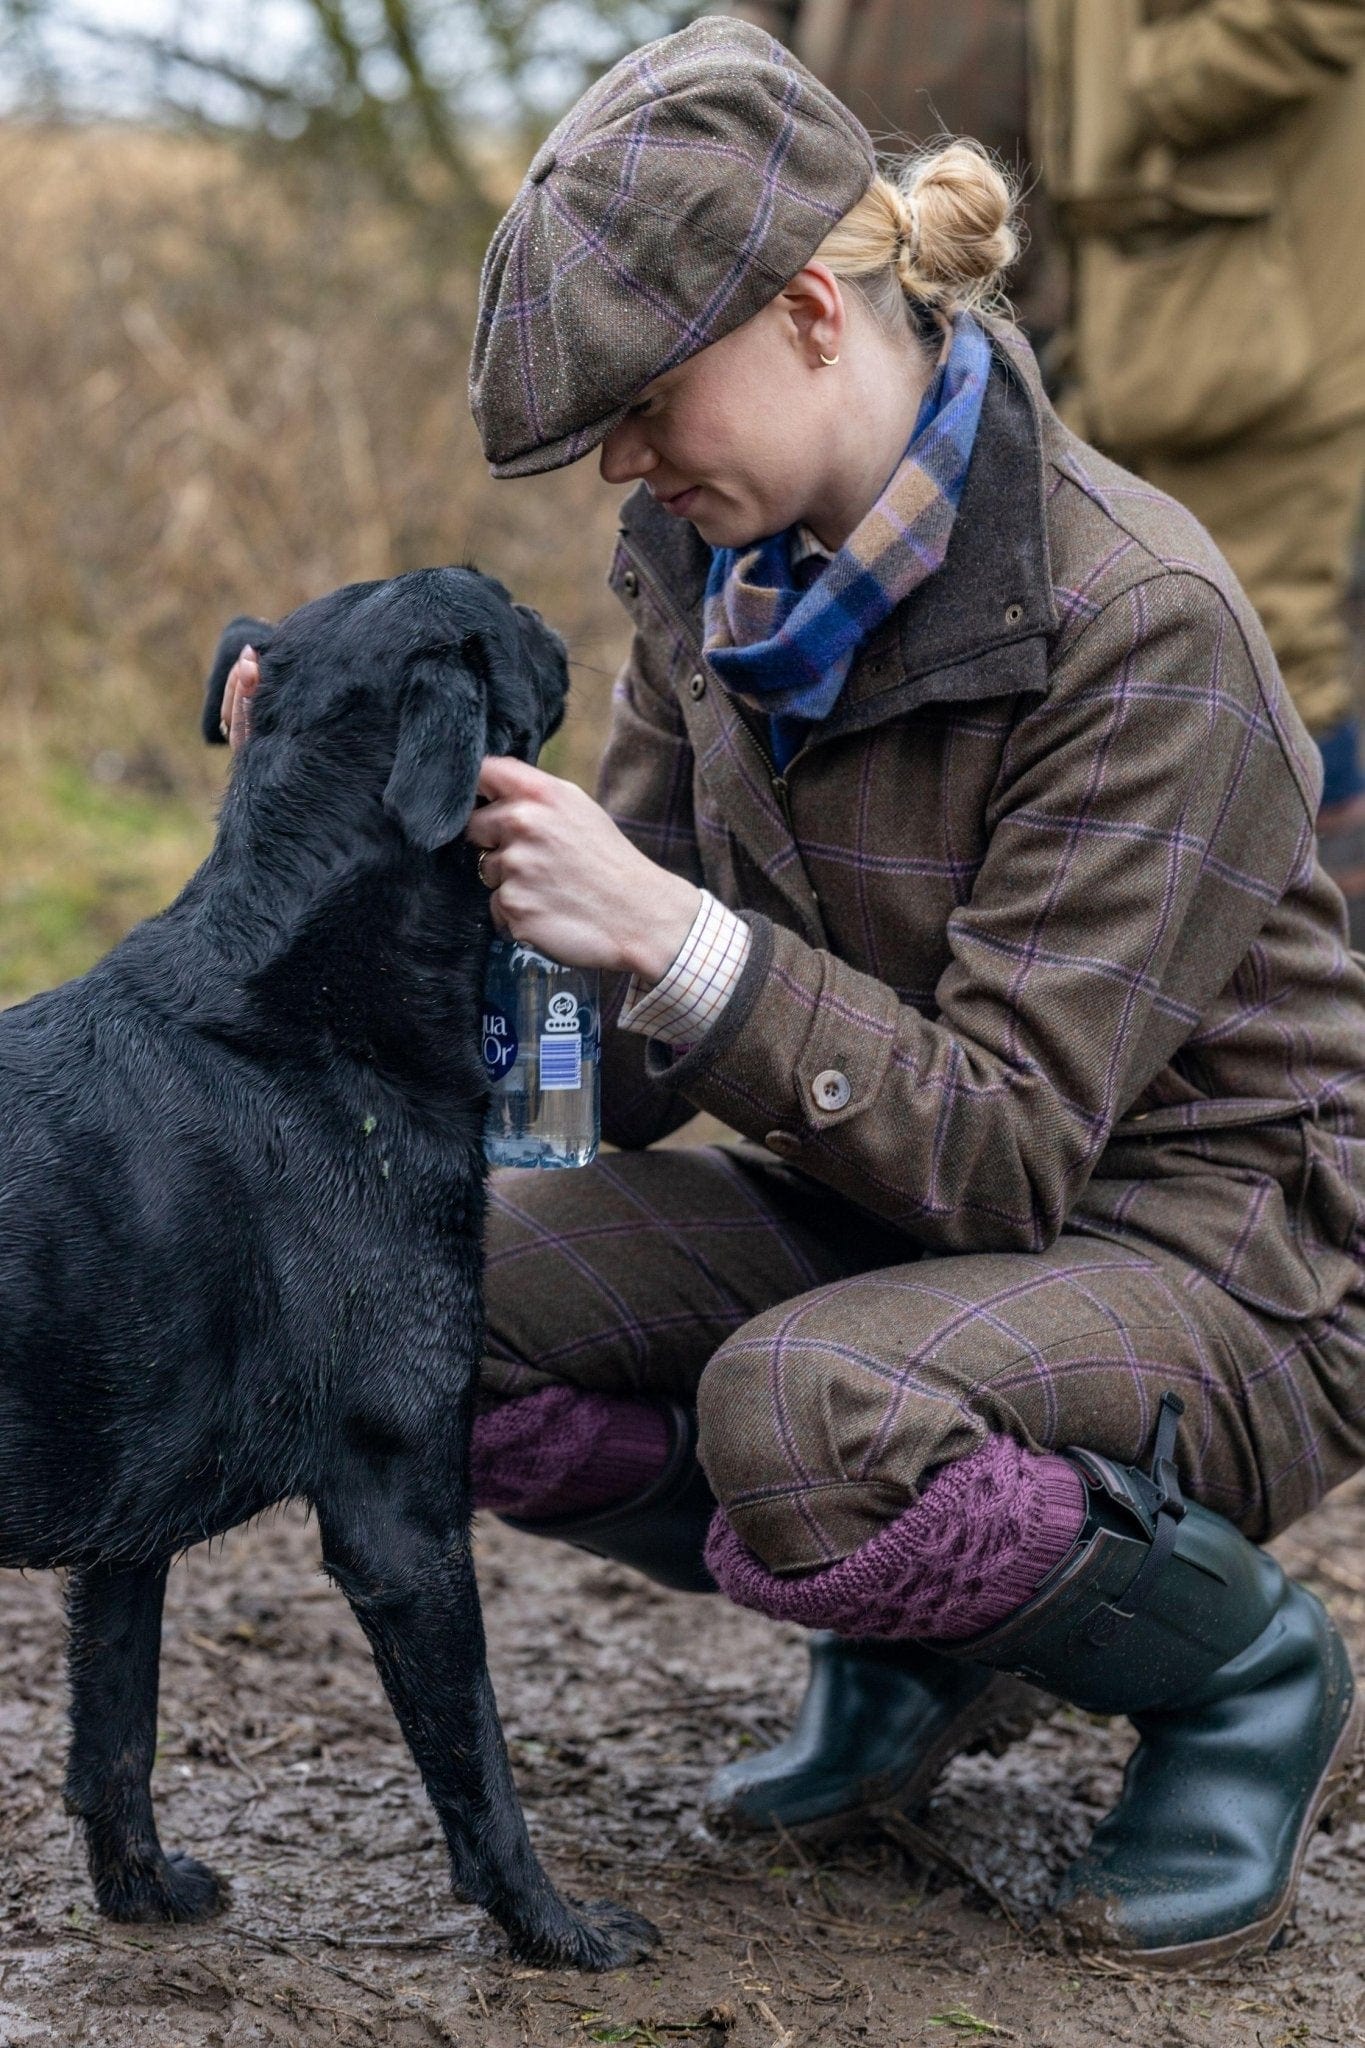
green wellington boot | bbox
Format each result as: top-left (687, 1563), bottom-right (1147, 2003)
top-left (505, 1404), bottom-right (1051, 1826)
top-left (704, 1633), bottom-right (1048, 1836)
top-left (938, 1396), bottom-right (1365, 1967)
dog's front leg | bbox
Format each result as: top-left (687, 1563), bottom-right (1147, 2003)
top-left (317, 1482), bottom-right (658, 1969)
top-left (64, 1558), bottom-right (226, 1923)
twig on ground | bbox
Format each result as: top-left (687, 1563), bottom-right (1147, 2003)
top-left (292, 1921), bottom-right (463, 1950)
top-left (747, 1993), bottom-right (794, 2047)
top-left (231, 1926), bottom-right (392, 2003)
top-left (926, 2006), bottom-right (1017, 2039)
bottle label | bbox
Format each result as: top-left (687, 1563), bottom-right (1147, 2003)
top-left (482, 1007), bottom-right (518, 1082)
top-left (539, 990), bottom-right (583, 1091)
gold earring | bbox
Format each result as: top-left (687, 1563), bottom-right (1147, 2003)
top-left (819, 351), bottom-right (840, 366)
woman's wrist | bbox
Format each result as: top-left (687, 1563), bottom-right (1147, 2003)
top-left (622, 877), bottom-right (704, 987)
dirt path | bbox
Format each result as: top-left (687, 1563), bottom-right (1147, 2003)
top-left (4, 1480), bottom-right (1365, 2048)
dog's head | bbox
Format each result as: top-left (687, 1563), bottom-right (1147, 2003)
top-left (202, 567), bottom-right (568, 851)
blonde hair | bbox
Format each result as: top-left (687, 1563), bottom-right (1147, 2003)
top-left (813, 138), bottom-right (1019, 331)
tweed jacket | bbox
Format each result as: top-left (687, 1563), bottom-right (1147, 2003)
top-left (593, 329), bottom-right (1365, 1328)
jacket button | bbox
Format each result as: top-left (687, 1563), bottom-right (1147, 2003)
top-left (688, 671), bottom-right (707, 699)
top-left (765, 1129), bottom-right (801, 1159)
top-left (621, 568), bottom-right (639, 599)
top-left (1004, 602), bottom-right (1024, 627)
top-left (811, 1069), bottom-right (852, 1112)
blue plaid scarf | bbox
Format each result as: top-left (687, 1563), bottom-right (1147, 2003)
top-left (702, 313), bottom-right (992, 770)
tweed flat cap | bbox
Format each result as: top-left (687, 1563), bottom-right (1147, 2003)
top-left (470, 17), bottom-right (876, 478)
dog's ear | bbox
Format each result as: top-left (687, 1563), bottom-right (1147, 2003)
top-left (473, 599), bottom-right (562, 763)
top-left (382, 646), bottom-right (487, 852)
top-left (202, 615), bottom-right (274, 746)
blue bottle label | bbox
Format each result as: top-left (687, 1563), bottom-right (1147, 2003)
top-left (482, 1007), bottom-right (518, 1082)
top-left (539, 989), bottom-right (583, 1091)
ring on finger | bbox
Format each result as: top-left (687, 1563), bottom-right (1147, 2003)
top-left (477, 848), bottom-right (494, 888)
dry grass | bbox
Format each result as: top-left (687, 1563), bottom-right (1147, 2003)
top-left (0, 122), bottom-right (630, 1004)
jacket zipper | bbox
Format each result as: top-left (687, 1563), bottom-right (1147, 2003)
top-left (617, 536), bottom-right (805, 824)
top-left (736, 693), bottom-right (795, 821)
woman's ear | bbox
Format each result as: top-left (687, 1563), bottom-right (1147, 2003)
top-left (779, 261), bottom-right (845, 368)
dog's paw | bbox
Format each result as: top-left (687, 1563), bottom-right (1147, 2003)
top-left (99, 1850), bottom-right (227, 1925)
top-left (551, 1899), bottom-right (661, 1971)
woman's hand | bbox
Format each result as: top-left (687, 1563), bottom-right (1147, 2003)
top-left (220, 645), bottom-right (261, 752)
top-left (215, 668), bottom-right (697, 982)
top-left (466, 756), bottom-right (701, 983)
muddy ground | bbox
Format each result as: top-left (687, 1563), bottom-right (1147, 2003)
top-left (4, 1480), bottom-right (1365, 2048)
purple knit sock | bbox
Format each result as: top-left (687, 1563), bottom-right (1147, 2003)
top-left (472, 1386), bottom-right (673, 1520)
top-left (705, 1435), bottom-right (1086, 1642)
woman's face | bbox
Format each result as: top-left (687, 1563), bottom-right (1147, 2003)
top-left (597, 279), bottom-right (845, 550)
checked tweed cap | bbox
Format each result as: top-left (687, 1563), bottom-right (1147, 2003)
top-left (470, 16), bottom-right (876, 478)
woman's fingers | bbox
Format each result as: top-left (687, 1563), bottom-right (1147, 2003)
top-left (459, 752), bottom-right (696, 972)
top-left (476, 754), bottom-right (544, 805)
top-left (464, 801), bottom-right (500, 850)
top-left (224, 646), bottom-right (260, 753)
top-left (219, 654), bottom-right (240, 736)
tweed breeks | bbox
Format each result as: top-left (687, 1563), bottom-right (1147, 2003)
top-left (481, 1144), bottom-right (1365, 1570)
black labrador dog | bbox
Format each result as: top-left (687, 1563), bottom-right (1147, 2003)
top-left (0, 567), bottom-right (656, 1970)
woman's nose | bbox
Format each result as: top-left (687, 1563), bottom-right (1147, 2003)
top-left (599, 419), bottom-right (658, 486)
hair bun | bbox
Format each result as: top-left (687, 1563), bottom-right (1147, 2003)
top-left (811, 137), bottom-right (1019, 330)
top-left (897, 140), bottom-right (1018, 308)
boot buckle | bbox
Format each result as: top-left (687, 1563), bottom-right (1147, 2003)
top-left (1148, 1391), bottom-right (1188, 1527)
top-left (1081, 1394), bottom-right (1187, 1648)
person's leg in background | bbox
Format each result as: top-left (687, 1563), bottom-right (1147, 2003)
top-left (474, 1143), bottom-right (1050, 1817)
top-left (696, 1236), bottom-right (1365, 1962)
top-left (1136, 416), bottom-right (1365, 944)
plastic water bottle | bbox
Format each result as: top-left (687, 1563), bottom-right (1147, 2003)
top-left (482, 936), bottom-right (601, 1168)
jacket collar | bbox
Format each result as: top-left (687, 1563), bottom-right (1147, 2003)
top-left (615, 324), bottom-right (1058, 732)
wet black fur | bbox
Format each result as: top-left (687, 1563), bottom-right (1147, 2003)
top-left (0, 568), bottom-right (657, 1968)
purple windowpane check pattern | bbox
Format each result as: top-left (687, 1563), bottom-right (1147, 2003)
top-left (479, 1146), bottom-right (1365, 1568)
top-left (470, 18), bottom-right (876, 477)
top-left (503, 329), bottom-right (1365, 1564)
top-left (595, 336), bottom-right (1365, 1344)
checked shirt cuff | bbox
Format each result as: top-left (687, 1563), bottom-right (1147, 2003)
top-left (618, 889), bottom-right (751, 1049)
